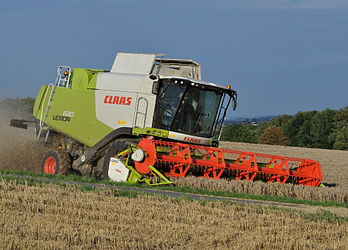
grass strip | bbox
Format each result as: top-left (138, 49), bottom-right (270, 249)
top-left (1, 169), bottom-right (347, 209)
top-left (301, 209), bottom-right (348, 225)
top-left (0, 169), bottom-right (101, 183)
top-left (150, 185), bottom-right (348, 209)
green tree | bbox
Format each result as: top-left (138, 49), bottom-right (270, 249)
top-left (295, 111), bottom-right (317, 147)
top-left (283, 112), bottom-right (304, 146)
top-left (258, 126), bottom-right (291, 146)
top-left (333, 126), bottom-right (348, 150)
top-left (254, 120), bottom-right (271, 139)
top-left (270, 114), bottom-right (292, 133)
top-left (329, 107), bottom-right (348, 145)
top-left (333, 106), bottom-right (348, 130)
top-left (310, 109), bottom-right (336, 149)
top-left (221, 124), bottom-right (257, 143)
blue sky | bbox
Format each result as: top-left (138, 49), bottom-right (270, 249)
top-left (0, 0), bottom-right (347, 118)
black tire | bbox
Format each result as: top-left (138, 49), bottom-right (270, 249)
top-left (41, 149), bottom-right (71, 175)
top-left (102, 139), bottom-right (139, 180)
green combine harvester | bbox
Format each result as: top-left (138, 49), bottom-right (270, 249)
top-left (10, 52), bottom-right (322, 187)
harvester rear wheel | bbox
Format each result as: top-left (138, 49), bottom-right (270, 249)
top-left (41, 149), bottom-right (71, 175)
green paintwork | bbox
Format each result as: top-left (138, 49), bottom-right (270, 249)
top-left (33, 70), bottom-right (113, 147)
top-left (33, 85), bottom-right (49, 117)
top-left (142, 165), bottom-right (173, 185)
top-left (133, 127), bottom-right (219, 146)
top-left (117, 146), bottom-right (173, 185)
top-left (132, 127), bottom-right (169, 138)
top-left (69, 68), bottom-right (104, 90)
top-left (126, 164), bottom-right (173, 185)
top-left (127, 168), bottom-right (143, 183)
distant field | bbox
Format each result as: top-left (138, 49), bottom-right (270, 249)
top-left (0, 181), bottom-right (347, 249)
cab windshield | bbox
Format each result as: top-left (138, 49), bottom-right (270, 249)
top-left (153, 79), bottom-right (222, 137)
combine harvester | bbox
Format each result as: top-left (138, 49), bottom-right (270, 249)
top-left (10, 53), bottom-right (322, 187)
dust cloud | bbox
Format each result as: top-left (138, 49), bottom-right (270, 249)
top-left (0, 113), bottom-right (46, 173)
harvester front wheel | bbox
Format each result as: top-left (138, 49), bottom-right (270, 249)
top-left (41, 149), bottom-right (71, 175)
top-left (101, 139), bottom-right (139, 180)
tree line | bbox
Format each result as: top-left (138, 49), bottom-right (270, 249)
top-left (221, 107), bottom-right (348, 150)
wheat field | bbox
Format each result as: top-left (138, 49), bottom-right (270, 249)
top-left (0, 180), bottom-right (347, 249)
top-left (172, 176), bottom-right (348, 203)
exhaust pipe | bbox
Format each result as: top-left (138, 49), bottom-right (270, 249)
top-left (9, 119), bottom-right (36, 130)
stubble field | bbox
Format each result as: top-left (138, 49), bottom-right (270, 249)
top-left (0, 180), bottom-right (347, 249)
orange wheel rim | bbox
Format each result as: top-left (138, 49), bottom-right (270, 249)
top-left (44, 156), bottom-right (57, 174)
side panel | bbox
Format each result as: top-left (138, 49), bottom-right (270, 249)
top-left (33, 85), bottom-right (50, 118)
top-left (35, 87), bottom-right (114, 147)
top-left (96, 72), bottom-right (156, 96)
top-left (70, 68), bottom-right (103, 90)
top-left (96, 72), bottom-right (144, 92)
top-left (95, 90), bottom-right (137, 129)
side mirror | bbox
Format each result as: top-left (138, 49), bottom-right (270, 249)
top-left (152, 81), bottom-right (159, 95)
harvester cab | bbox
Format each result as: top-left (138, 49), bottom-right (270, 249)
top-left (108, 52), bottom-right (238, 146)
top-left (10, 52), bottom-right (322, 187)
